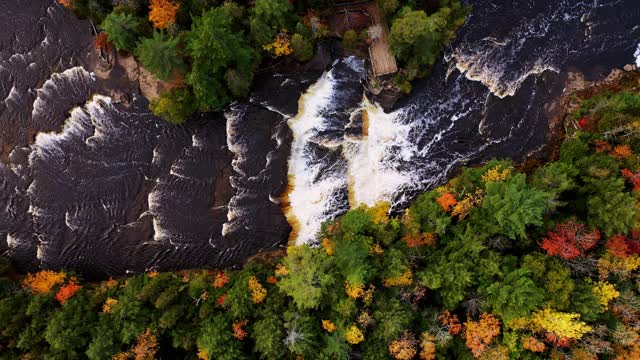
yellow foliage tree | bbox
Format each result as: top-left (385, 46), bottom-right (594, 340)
top-left (103, 298), bottom-right (119, 313)
top-left (383, 270), bottom-right (413, 287)
top-left (263, 30), bottom-right (293, 57)
top-left (598, 253), bottom-right (640, 279)
top-left (529, 308), bottom-right (592, 340)
top-left (322, 320), bottom-right (337, 333)
top-left (345, 282), bottom-right (365, 299)
top-left (419, 333), bottom-right (437, 360)
top-left (481, 165), bottom-right (512, 183)
top-left (345, 325), bottom-right (364, 344)
top-left (592, 280), bottom-right (620, 310)
top-left (451, 189), bottom-right (484, 219)
top-left (322, 238), bottom-right (335, 256)
top-left (248, 276), bottom-right (267, 303)
top-left (22, 270), bottom-right (66, 295)
top-left (149, 0), bottom-right (179, 30)
top-left (368, 201), bottom-right (391, 224)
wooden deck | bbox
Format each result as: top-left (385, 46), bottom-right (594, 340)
top-left (332, 2), bottom-right (398, 77)
top-left (364, 2), bottom-right (398, 76)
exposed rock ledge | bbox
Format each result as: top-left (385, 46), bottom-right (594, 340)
top-left (90, 47), bottom-right (180, 105)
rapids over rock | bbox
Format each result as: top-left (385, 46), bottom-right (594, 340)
top-left (1, 0), bottom-right (639, 277)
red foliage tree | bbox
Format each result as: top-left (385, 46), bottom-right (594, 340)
top-left (621, 169), bottom-right (640, 191)
top-left (539, 220), bottom-right (600, 260)
top-left (606, 235), bottom-right (631, 258)
top-left (94, 32), bottom-right (112, 53)
top-left (55, 282), bottom-right (82, 304)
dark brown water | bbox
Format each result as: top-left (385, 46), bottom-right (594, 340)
top-left (1, 0), bottom-right (639, 278)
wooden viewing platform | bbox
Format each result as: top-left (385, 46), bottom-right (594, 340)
top-left (332, 2), bottom-right (398, 77)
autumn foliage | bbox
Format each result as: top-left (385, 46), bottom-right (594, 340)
top-left (94, 32), bottom-right (112, 53)
top-left (149, 0), bottom-right (179, 29)
top-left (55, 281), bottom-right (82, 304)
top-left (621, 168), bottom-right (640, 191)
top-left (522, 336), bottom-right (546, 352)
top-left (213, 271), bottom-right (229, 288)
top-left (248, 276), bottom-right (267, 303)
top-left (404, 232), bottom-right (436, 247)
top-left (388, 331), bottom-right (418, 360)
top-left (263, 30), bottom-right (293, 57)
top-left (607, 235), bottom-right (631, 258)
top-left (57, 0), bottom-right (72, 8)
top-left (22, 270), bottom-right (66, 294)
top-left (436, 192), bottom-right (457, 212)
top-left (232, 320), bottom-right (248, 340)
top-left (439, 310), bottom-right (462, 335)
top-left (463, 313), bottom-right (501, 358)
top-left (539, 220), bottom-right (600, 259)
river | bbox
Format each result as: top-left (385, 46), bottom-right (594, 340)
top-left (1, 0), bottom-right (639, 278)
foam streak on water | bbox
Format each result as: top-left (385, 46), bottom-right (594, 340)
top-left (285, 69), bottom-right (349, 244)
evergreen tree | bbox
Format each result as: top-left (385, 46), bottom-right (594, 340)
top-left (135, 31), bottom-right (183, 80)
top-left (481, 268), bottom-right (544, 321)
top-left (101, 12), bottom-right (143, 52)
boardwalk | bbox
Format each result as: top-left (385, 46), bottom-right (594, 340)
top-left (364, 3), bottom-right (398, 76)
top-left (332, 2), bottom-right (398, 77)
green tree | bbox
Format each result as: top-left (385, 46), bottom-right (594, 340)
top-left (530, 161), bottom-right (578, 197)
top-left (476, 174), bottom-right (549, 239)
top-left (249, 0), bottom-right (297, 46)
top-left (277, 245), bottom-right (335, 310)
top-left (570, 282), bottom-right (601, 322)
top-left (481, 268), bottom-right (544, 321)
top-left (586, 177), bottom-right (637, 236)
top-left (101, 12), bottom-right (143, 52)
top-left (187, 7), bottom-right (256, 110)
top-left (283, 310), bottom-right (321, 357)
top-left (197, 314), bottom-right (247, 360)
top-left (252, 313), bottom-right (287, 359)
top-left (149, 88), bottom-right (198, 124)
top-left (44, 292), bottom-right (98, 358)
top-left (135, 32), bottom-right (183, 80)
top-left (389, 7), bottom-right (453, 68)
top-left (291, 33), bottom-right (314, 62)
top-left (342, 29), bottom-right (360, 51)
top-left (376, 0), bottom-right (400, 17)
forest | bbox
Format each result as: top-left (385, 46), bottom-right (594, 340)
top-left (2, 86), bottom-right (640, 359)
top-left (57, 0), bottom-right (468, 123)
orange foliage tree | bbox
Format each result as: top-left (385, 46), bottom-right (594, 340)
top-left (116, 328), bottom-right (158, 360)
top-left (439, 310), bottom-right (462, 335)
top-left (404, 232), bottom-right (436, 248)
top-left (22, 270), bottom-right (66, 294)
top-left (611, 145), bottom-right (633, 159)
top-left (57, 0), bottom-right (73, 8)
top-left (419, 333), bottom-right (437, 360)
top-left (213, 271), bottom-right (230, 288)
top-left (388, 331), bottom-right (418, 360)
top-left (148, 0), bottom-right (179, 30)
top-left (436, 192), bottom-right (457, 212)
top-left (232, 320), bottom-right (248, 340)
top-left (55, 281), bottom-right (82, 304)
top-left (463, 313), bottom-right (501, 358)
top-left (522, 336), bottom-right (546, 353)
